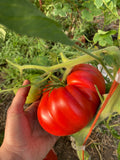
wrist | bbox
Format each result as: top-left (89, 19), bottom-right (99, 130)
top-left (0, 146), bottom-right (23, 160)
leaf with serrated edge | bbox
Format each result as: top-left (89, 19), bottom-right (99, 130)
top-left (94, 0), bottom-right (103, 8)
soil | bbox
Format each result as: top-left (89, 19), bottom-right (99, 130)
top-left (85, 115), bottom-right (120, 160)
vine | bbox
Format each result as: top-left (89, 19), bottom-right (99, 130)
top-left (6, 46), bottom-right (115, 85)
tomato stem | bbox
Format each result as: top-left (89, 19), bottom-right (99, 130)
top-left (60, 52), bottom-right (69, 62)
top-left (60, 53), bottom-right (74, 81)
top-left (6, 46), bottom-right (117, 82)
top-left (6, 47), bottom-right (116, 79)
top-left (0, 84), bottom-right (31, 93)
top-left (73, 45), bottom-right (114, 81)
top-left (94, 85), bottom-right (104, 103)
top-left (62, 67), bottom-right (72, 82)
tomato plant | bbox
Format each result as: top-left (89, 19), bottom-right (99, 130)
top-left (37, 64), bottom-right (105, 136)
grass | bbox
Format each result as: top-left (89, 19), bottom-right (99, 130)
top-left (0, 28), bottom-right (85, 90)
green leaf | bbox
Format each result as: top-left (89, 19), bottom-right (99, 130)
top-left (104, 12), bottom-right (118, 25)
top-left (62, 3), bottom-right (72, 15)
top-left (0, 0), bottom-right (73, 45)
top-left (82, 0), bottom-right (102, 21)
top-left (53, 2), bottom-right (63, 16)
top-left (93, 30), bottom-right (117, 46)
top-left (98, 30), bottom-right (108, 34)
top-left (53, 3), bottom-right (72, 17)
top-left (103, 55), bottom-right (114, 66)
top-left (109, 1), bottom-right (114, 10)
top-left (98, 30), bottom-right (116, 35)
top-left (117, 142), bottom-right (120, 159)
top-left (0, 27), bottom-right (6, 41)
top-left (104, 0), bottom-right (111, 3)
top-left (99, 47), bottom-right (120, 74)
top-left (31, 56), bottom-right (50, 66)
top-left (94, 0), bottom-right (103, 8)
top-left (81, 10), bottom-right (94, 21)
top-left (103, 0), bottom-right (119, 24)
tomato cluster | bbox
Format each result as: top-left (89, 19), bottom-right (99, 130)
top-left (37, 64), bottom-right (105, 136)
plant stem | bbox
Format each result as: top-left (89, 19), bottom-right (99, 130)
top-left (118, 20), bottom-right (120, 46)
top-left (6, 54), bottom-right (95, 73)
top-left (74, 45), bottom-right (114, 80)
top-left (6, 59), bottom-right (48, 72)
top-left (102, 0), bottom-right (119, 19)
top-left (62, 67), bottom-right (73, 82)
top-left (60, 52), bottom-right (69, 62)
top-left (0, 84), bottom-right (31, 93)
top-left (39, 0), bottom-right (42, 9)
top-left (6, 46), bottom-right (116, 81)
top-left (6, 54), bottom-right (96, 74)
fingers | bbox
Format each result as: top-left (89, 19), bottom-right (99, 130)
top-left (8, 80), bottom-right (30, 114)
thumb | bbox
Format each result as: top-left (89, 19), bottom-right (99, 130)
top-left (8, 80), bottom-right (30, 114)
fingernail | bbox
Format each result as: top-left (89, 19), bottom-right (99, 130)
top-left (22, 80), bottom-right (30, 86)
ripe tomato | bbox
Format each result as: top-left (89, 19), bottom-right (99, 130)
top-left (37, 64), bottom-right (105, 136)
top-left (67, 64), bottom-right (105, 95)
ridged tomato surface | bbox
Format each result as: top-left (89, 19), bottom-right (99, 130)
top-left (37, 64), bottom-right (105, 136)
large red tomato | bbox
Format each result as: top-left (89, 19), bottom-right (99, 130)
top-left (37, 64), bottom-right (105, 136)
top-left (68, 64), bottom-right (105, 95)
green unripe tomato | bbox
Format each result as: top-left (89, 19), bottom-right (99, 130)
top-left (25, 84), bottom-right (41, 104)
top-left (14, 84), bottom-right (41, 104)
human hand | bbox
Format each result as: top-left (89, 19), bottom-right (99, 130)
top-left (0, 80), bottom-right (58, 160)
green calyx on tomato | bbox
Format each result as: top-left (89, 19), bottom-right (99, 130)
top-left (37, 64), bottom-right (106, 136)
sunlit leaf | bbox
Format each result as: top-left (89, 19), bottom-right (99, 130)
top-left (94, 0), bottom-right (103, 8)
top-left (0, 25), bottom-right (6, 41)
top-left (0, 0), bottom-right (73, 45)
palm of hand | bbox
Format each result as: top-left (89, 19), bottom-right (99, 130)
top-left (2, 80), bottom-right (58, 160)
